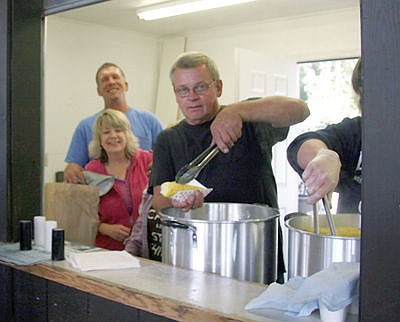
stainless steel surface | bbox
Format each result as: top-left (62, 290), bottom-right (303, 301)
top-left (322, 196), bottom-right (336, 235)
top-left (160, 203), bottom-right (279, 284)
top-left (175, 145), bottom-right (219, 184)
top-left (312, 203), bottom-right (319, 234)
top-left (285, 213), bottom-right (360, 278)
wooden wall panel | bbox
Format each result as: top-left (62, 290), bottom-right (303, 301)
top-left (0, 0), bottom-right (9, 242)
top-left (47, 282), bottom-right (89, 321)
top-left (13, 270), bottom-right (47, 321)
top-left (87, 295), bottom-right (140, 322)
top-left (0, 265), bottom-right (12, 320)
top-left (1, 263), bottom-right (175, 322)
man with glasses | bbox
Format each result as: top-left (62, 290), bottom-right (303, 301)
top-left (149, 52), bottom-right (309, 283)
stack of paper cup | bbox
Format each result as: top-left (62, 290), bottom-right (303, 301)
top-left (44, 220), bottom-right (57, 252)
top-left (319, 300), bottom-right (350, 322)
top-left (34, 216), bottom-right (46, 248)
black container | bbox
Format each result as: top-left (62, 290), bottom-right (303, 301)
top-left (51, 228), bottom-right (65, 260)
top-left (19, 220), bottom-right (32, 250)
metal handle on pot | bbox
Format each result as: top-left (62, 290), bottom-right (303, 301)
top-left (160, 220), bottom-right (198, 247)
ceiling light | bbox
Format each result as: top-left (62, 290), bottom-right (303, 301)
top-left (136, 0), bottom-right (257, 21)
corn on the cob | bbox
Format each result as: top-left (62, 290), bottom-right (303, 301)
top-left (160, 181), bottom-right (202, 198)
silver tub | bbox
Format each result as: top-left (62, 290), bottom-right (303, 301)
top-left (160, 203), bottom-right (279, 284)
top-left (285, 212), bottom-right (361, 278)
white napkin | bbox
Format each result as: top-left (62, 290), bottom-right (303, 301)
top-left (83, 171), bottom-right (115, 197)
top-left (245, 262), bottom-right (360, 317)
top-left (67, 250), bottom-right (140, 271)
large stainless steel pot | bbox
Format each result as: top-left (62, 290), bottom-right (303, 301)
top-left (285, 212), bottom-right (360, 278)
top-left (160, 203), bottom-right (279, 284)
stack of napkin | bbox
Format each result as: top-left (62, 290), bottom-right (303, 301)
top-left (67, 250), bottom-right (140, 272)
top-left (83, 171), bottom-right (115, 197)
top-left (245, 262), bottom-right (359, 317)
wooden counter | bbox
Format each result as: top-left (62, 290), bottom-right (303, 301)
top-left (0, 252), bottom-right (354, 322)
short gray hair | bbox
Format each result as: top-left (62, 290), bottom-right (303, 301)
top-left (169, 52), bottom-right (220, 83)
top-left (89, 109), bottom-right (139, 163)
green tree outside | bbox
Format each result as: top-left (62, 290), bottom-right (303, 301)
top-left (299, 58), bottom-right (359, 131)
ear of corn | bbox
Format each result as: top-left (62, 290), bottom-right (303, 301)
top-left (160, 181), bottom-right (202, 198)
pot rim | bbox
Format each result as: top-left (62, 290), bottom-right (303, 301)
top-left (284, 212), bottom-right (361, 240)
top-left (160, 202), bottom-right (280, 224)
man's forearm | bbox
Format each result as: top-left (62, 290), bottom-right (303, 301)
top-left (297, 139), bottom-right (329, 170)
top-left (228, 96), bottom-right (310, 127)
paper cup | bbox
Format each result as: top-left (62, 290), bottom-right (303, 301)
top-left (319, 301), bottom-right (349, 322)
top-left (34, 216), bottom-right (46, 247)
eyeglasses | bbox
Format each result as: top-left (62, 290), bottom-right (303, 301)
top-left (174, 81), bottom-right (216, 97)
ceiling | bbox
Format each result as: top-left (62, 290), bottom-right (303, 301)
top-left (53, 0), bottom-right (359, 37)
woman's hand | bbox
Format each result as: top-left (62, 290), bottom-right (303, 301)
top-left (98, 223), bottom-right (131, 241)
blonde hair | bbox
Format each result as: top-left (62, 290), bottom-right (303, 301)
top-left (89, 109), bottom-right (139, 163)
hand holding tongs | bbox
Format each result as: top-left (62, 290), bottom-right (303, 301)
top-left (313, 195), bottom-right (336, 236)
top-left (175, 145), bottom-right (219, 184)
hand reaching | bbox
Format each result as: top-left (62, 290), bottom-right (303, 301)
top-left (302, 149), bottom-right (341, 204)
top-left (210, 107), bottom-right (243, 153)
top-left (64, 163), bottom-right (86, 184)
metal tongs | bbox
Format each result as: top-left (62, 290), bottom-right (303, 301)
top-left (313, 195), bottom-right (336, 236)
top-left (175, 145), bottom-right (219, 184)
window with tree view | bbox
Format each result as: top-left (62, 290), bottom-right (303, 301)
top-left (298, 58), bottom-right (360, 131)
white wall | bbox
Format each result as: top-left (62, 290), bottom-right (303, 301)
top-left (44, 8), bottom-right (360, 185)
top-left (154, 7), bottom-right (360, 217)
top-left (182, 8), bottom-right (360, 105)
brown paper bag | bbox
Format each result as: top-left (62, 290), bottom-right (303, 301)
top-left (44, 182), bottom-right (100, 246)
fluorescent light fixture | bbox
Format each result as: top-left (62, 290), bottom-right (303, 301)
top-left (137, 0), bottom-right (257, 21)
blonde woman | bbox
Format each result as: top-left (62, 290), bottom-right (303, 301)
top-left (85, 109), bottom-right (153, 250)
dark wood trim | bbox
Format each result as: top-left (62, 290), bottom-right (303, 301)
top-left (0, 0), bottom-right (42, 242)
top-left (10, 0), bottom-right (42, 241)
top-left (1, 262), bottom-right (175, 321)
top-left (359, 1), bottom-right (400, 321)
top-left (1, 0), bottom-right (400, 320)
top-left (0, 0), bottom-right (10, 242)
top-left (43, 0), bottom-right (107, 15)
top-left (3, 261), bottom-right (246, 321)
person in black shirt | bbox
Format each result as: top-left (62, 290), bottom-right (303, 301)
top-left (287, 58), bottom-right (362, 213)
top-left (149, 51), bottom-right (309, 283)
